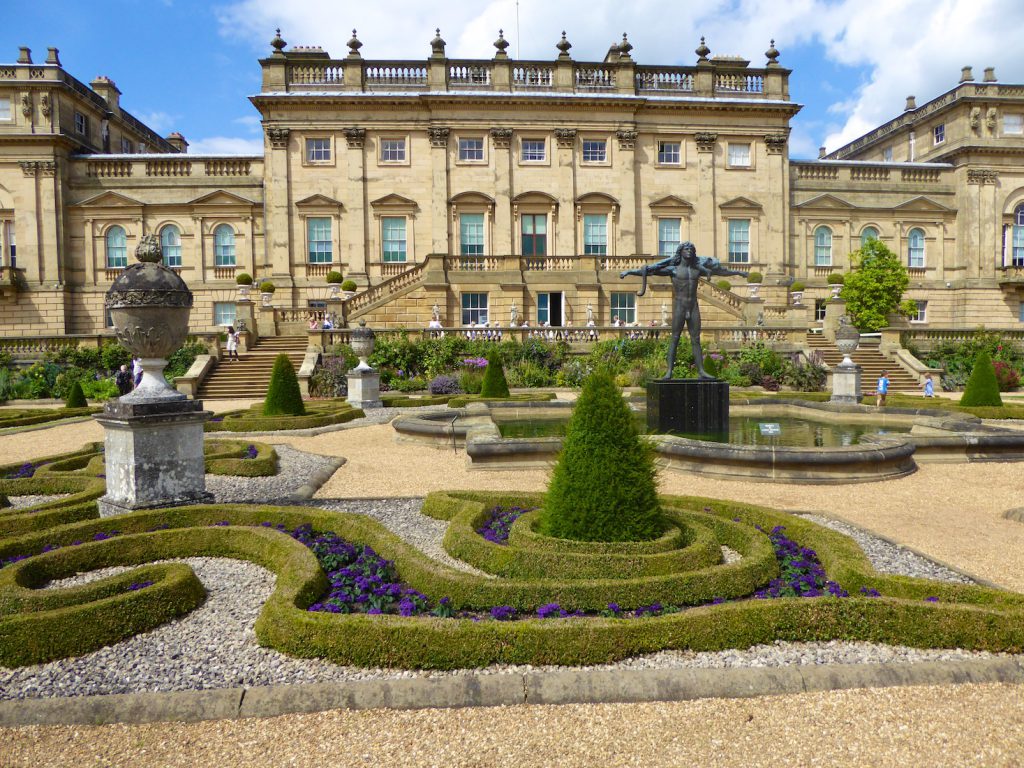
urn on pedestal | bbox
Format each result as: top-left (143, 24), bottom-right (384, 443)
top-left (830, 316), bottom-right (863, 404)
top-left (346, 319), bottom-right (382, 408)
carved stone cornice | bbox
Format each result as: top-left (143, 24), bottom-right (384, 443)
top-left (490, 127), bottom-right (512, 149)
top-left (554, 128), bottom-right (577, 148)
top-left (37, 160), bottom-right (55, 176)
top-left (428, 126), bottom-right (450, 148)
top-left (967, 168), bottom-right (998, 185)
top-left (343, 127), bottom-right (366, 148)
top-left (266, 127), bottom-right (290, 149)
top-left (765, 133), bottom-right (787, 154)
top-left (616, 130), bottom-right (637, 150)
top-left (694, 132), bottom-right (718, 153)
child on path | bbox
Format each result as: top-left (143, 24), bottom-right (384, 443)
top-left (923, 373), bottom-right (935, 397)
top-left (225, 326), bottom-right (239, 360)
top-left (876, 370), bottom-right (890, 407)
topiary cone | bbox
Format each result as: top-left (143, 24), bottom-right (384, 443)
top-left (64, 380), bottom-right (87, 409)
top-left (539, 369), bottom-right (664, 542)
top-left (263, 354), bottom-right (306, 416)
top-left (960, 350), bottom-right (1003, 407)
top-left (479, 347), bottom-right (510, 398)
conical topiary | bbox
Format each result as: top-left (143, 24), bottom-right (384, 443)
top-left (64, 380), bottom-right (87, 409)
top-left (960, 350), bottom-right (1002, 407)
top-left (539, 369), bottom-right (664, 542)
top-left (263, 353), bottom-right (306, 416)
top-left (479, 347), bottom-right (510, 398)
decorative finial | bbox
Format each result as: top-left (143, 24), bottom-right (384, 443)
top-left (765, 39), bottom-right (779, 65)
top-left (618, 33), bottom-right (633, 59)
top-left (695, 36), bottom-right (710, 62)
top-left (135, 234), bottom-right (163, 264)
top-left (494, 29), bottom-right (510, 57)
top-left (430, 27), bottom-right (446, 56)
top-left (270, 28), bottom-right (286, 54)
top-left (347, 29), bottom-right (363, 58)
top-left (556, 31), bottom-right (572, 59)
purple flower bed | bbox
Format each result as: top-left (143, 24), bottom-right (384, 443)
top-left (428, 375), bottom-right (462, 395)
top-left (127, 580), bottom-right (154, 591)
top-left (244, 444), bottom-right (258, 460)
top-left (753, 525), bottom-right (849, 599)
top-left (476, 504), bottom-right (535, 545)
top-left (462, 357), bottom-right (488, 369)
top-left (6, 462), bottom-right (37, 479)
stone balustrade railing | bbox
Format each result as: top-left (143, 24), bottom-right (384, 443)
top-left (74, 155), bottom-right (263, 180)
top-left (0, 332), bottom-right (222, 361)
top-left (792, 161), bottom-right (953, 186)
top-left (902, 327), bottom-right (1024, 350)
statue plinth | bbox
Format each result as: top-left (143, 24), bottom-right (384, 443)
top-left (647, 379), bottom-right (729, 436)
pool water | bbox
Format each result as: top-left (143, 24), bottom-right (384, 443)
top-left (496, 415), bottom-right (911, 448)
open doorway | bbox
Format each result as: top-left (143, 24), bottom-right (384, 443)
top-left (537, 292), bottom-right (563, 326)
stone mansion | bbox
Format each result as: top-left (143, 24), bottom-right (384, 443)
top-left (1, 31), bottom-right (1023, 341)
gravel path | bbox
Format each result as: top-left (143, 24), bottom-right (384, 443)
top-left (5, 495), bottom-right (70, 510)
top-left (205, 445), bottom-right (338, 503)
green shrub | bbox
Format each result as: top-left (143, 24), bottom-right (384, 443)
top-left (960, 350), bottom-right (1003, 407)
top-left (746, 271), bottom-right (763, 283)
top-left (80, 378), bottom-right (119, 401)
top-left (325, 270), bottom-right (343, 284)
top-left (458, 369), bottom-right (484, 394)
top-left (100, 342), bottom-right (131, 373)
top-left (165, 340), bottom-right (208, 381)
top-left (263, 354), bottom-right (306, 416)
top-left (540, 370), bottom-right (663, 542)
top-left (479, 348), bottom-right (510, 398)
top-left (827, 272), bottom-right (845, 285)
top-left (0, 493), bottom-right (9, 509)
top-left (64, 380), bottom-right (86, 408)
top-left (790, 281), bottom-right (806, 292)
top-left (259, 281), bottom-right (276, 294)
top-left (716, 279), bottom-right (731, 291)
top-left (236, 272), bottom-right (254, 286)
top-left (341, 279), bottom-right (357, 292)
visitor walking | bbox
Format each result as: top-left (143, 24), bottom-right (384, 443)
top-left (114, 364), bottom-right (132, 396)
top-left (876, 370), bottom-right (890, 407)
top-left (131, 356), bottom-right (143, 389)
top-left (923, 372), bottom-right (935, 397)
top-left (225, 326), bottom-right (239, 360)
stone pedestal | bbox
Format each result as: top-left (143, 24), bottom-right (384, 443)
top-left (647, 379), bottom-right (729, 436)
top-left (95, 398), bottom-right (212, 517)
top-left (347, 368), bottom-right (382, 409)
top-left (830, 364), bottom-right (863, 404)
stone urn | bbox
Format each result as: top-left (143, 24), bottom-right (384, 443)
top-left (790, 290), bottom-right (804, 305)
top-left (238, 284), bottom-right (251, 299)
top-left (106, 234), bottom-right (192, 401)
top-left (350, 318), bottom-right (375, 371)
top-left (748, 283), bottom-right (760, 299)
top-left (835, 316), bottom-right (860, 367)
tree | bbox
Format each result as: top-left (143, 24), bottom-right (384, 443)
top-left (263, 354), bottom-right (306, 416)
top-left (840, 239), bottom-right (919, 332)
top-left (479, 347), bottom-right (510, 398)
top-left (960, 350), bottom-right (1003, 407)
top-left (64, 380), bottom-right (87, 409)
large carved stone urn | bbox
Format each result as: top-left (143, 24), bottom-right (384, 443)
top-left (835, 316), bottom-right (860, 367)
top-left (830, 316), bottom-right (862, 405)
top-left (349, 318), bottom-right (375, 371)
top-left (346, 319), bottom-right (382, 408)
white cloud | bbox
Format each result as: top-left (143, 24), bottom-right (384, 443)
top-left (135, 111), bottom-right (179, 133)
top-left (233, 114), bottom-right (263, 133)
top-left (187, 136), bottom-right (264, 155)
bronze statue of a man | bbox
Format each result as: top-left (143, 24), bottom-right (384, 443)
top-left (620, 242), bottom-right (746, 379)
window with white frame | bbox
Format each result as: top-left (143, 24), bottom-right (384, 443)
top-left (0, 221), bottom-right (15, 265)
top-left (380, 138), bottom-right (406, 163)
top-left (1012, 205), bottom-right (1024, 266)
top-left (861, 226), bottom-right (879, 247)
top-left (814, 299), bottom-right (827, 322)
top-left (658, 218), bottom-right (681, 256)
top-left (581, 139), bottom-right (607, 163)
top-left (381, 217), bottom-right (407, 262)
top-left (520, 214), bottom-right (546, 256)
top-left (105, 226), bottom-right (127, 268)
top-left (521, 138), bottom-right (546, 162)
top-left (120, 137), bottom-right (133, 154)
top-left (307, 217), bottom-right (332, 263)
top-left (458, 137), bottom-right (484, 161)
top-left (657, 141), bottom-right (681, 165)
top-left (305, 138), bottom-right (331, 163)
top-left (1004, 115), bottom-right (1024, 135)
top-left (908, 228), bottom-right (925, 268)
top-left (814, 225), bottom-right (833, 267)
top-left (933, 124), bottom-right (945, 145)
top-left (160, 224), bottom-right (182, 267)
top-left (910, 300), bottom-right (927, 323)
top-left (610, 292), bottom-right (636, 324)
top-left (461, 292), bottom-right (488, 325)
top-left (459, 213), bottom-right (484, 256)
top-left (74, 111), bottom-right (89, 137)
top-left (727, 219), bottom-right (750, 263)
top-left (214, 224), bottom-right (236, 267)
top-left (138, 142), bottom-right (147, 153)
top-left (727, 143), bottom-right (751, 167)
top-left (213, 302), bottom-right (236, 327)
top-left (583, 214), bottom-right (607, 255)
top-left (0, 97), bottom-right (10, 121)
top-left (882, 147), bottom-right (893, 162)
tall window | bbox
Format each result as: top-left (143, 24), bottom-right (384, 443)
top-left (459, 214), bottom-right (484, 256)
top-left (1005, 115), bottom-right (1023, 135)
top-left (521, 139), bottom-right (546, 162)
top-left (882, 147), bottom-right (893, 162)
top-left (658, 218), bottom-right (681, 256)
top-left (727, 219), bottom-right (750, 263)
top-left (727, 143), bottom-right (751, 167)
top-left (461, 292), bottom-right (488, 325)
top-left (814, 226), bottom-right (833, 267)
top-left (380, 138), bottom-right (406, 162)
top-left (305, 138), bottom-right (331, 162)
top-left (933, 124), bottom-right (945, 145)
top-left (860, 226), bottom-right (879, 247)
top-left (0, 221), bottom-right (15, 266)
top-left (74, 111), bottom-right (89, 137)
top-left (458, 137), bottom-right (484, 161)
top-left (213, 302), bottom-right (236, 327)
top-left (908, 228), bottom-right (925, 268)
top-left (911, 300), bottom-right (927, 323)
top-left (105, 226), bottom-right (127, 268)
top-left (381, 217), bottom-right (407, 262)
top-left (160, 225), bottom-right (182, 268)
top-left (0, 97), bottom-right (10, 121)
top-left (521, 214), bottom-right (546, 256)
top-left (214, 225), bottom-right (236, 267)
top-left (583, 214), bottom-right (607, 255)
top-left (610, 292), bottom-right (636, 324)
top-left (307, 217), bottom-right (332, 263)
top-left (581, 140), bottom-right (607, 163)
top-left (657, 141), bottom-right (681, 165)
top-left (814, 299), bottom-right (827, 322)
top-left (120, 137), bottom-right (133, 154)
top-left (1012, 205), bottom-right (1024, 266)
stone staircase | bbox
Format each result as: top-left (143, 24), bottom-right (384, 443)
top-left (805, 333), bottom-right (920, 392)
top-left (197, 336), bottom-right (308, 400)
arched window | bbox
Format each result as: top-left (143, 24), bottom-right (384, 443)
top-left (160, 224), bottom-right (182, 268)
top-left (1013, 204), bottom-right (1024, 267)
top-left (907, 228), bottom-right (925, 268)
top-left (214, 224), bottom-right (235, 267)
top-left (105, 225), bottom-right (127, 268)
top-left (860, 226), bottom-right (879, 247)
top-left (814, 225), bottom-right (832, 267)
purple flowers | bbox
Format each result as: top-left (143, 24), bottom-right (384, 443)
top-left (860, 586), bottom-right (882, 598)
top-left (7, 462), bottom-right (37, 479)
top-left (476, 505), bottom-right (534, 545)
top-left (490, 605), bottom-right (516, 621)
top-left (753, 525), bottom-right (849, 599)
top-left (127, 580), bottom-right (153, 591)
top-left (428, 375), bottom-right (462, 395)
top-left (244, 444), bottom-right (259, 460)
top-left (925, 596), bottom-right (939, 603)
top-left (462, 357), bottom-right (488, 369)
top-left (537, 603), bottom-right (569, 619)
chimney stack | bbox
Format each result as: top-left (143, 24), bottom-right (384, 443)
top-left (90, 76), bottom-right (121, 114)
top-left (959, 66), bottom-right (974, 82)
top-left (166, 132), bottom-right (189, 153)
top-left (818, 146), bottom-right (827, 159)
top-left (983, 67), bottom-right (997, 82)
top-left (905, 95), bottom-right (917, 111)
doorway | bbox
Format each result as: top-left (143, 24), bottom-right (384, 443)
top-left (537, 292), bottom-right (563, 326)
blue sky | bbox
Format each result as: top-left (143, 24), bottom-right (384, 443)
top-left (2, 0), bottom-right (1021, 157)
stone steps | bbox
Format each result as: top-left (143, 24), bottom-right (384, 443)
top-left (806, 333), bottom-right (920, 391)
top-left (197, 336), bottom-right (308, 399)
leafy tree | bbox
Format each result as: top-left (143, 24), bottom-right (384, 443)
top-left (840, 239), bottom-right (919, 332)
top-left (539, 370), bottom-right (663, 542)
top-left (479, 348), bottom-right (510, 398)
top-left (64, 379), bottom-right (87, 408)
top-left (960, 350), bottom-right (1002, 407)
top-left (263, 354), bottom-right (306, 416)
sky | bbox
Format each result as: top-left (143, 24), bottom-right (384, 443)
top-left (2, 0), bottom-right (1022, 158)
